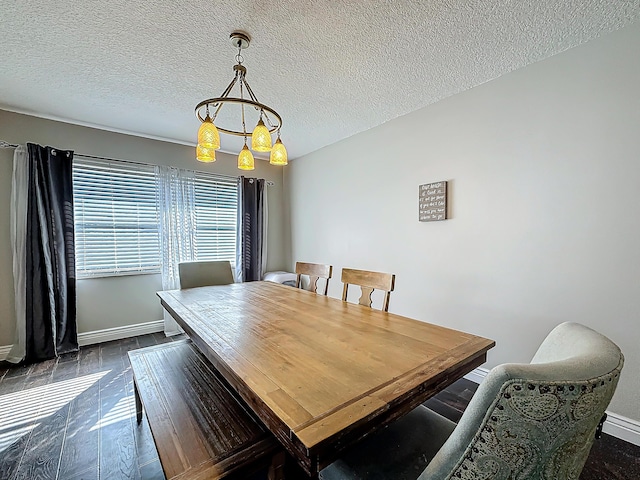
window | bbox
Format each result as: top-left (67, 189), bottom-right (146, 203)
top-left (193, 172), bottom-right (238, 262)
top-left (72, 157), bottom-right (239, 279)
top-left (73, 157), bottom-right (160, 277)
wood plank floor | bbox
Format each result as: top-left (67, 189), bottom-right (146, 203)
top-left (0, 333), bottom-right (638, 479)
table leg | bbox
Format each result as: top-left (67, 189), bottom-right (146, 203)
top-left (267, 451), bottom-right (285, 480)
top-left (133, 380), bottom-right (143, 424)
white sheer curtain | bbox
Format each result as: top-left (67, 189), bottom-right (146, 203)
top-left (8, 145), bottom-right (28, 363)
top-left (156, 165), bottom-right (196, 335)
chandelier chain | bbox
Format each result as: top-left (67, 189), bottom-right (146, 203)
top-left (240, 80), bottom-right (247, 137)
top-left (264, 111), bottom-right (276, 129)
top-left (235, 43), bottom-right (244, 64)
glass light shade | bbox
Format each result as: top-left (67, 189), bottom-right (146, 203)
top-left (269, 138), bottom-right (288, 166)
top-left (197, 116), bottom-right (220, 150)
top-left (238, 144), bottom-right (255, 170)
top-left (196, 144), bottom-right (216, 163)
top-left (251, 119), bottom-right (272, 152)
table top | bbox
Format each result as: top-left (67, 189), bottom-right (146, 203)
top-left (158, 281), bottom-right (494, 475)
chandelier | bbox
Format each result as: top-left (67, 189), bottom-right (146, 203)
top-left (195, 32), bottom-right (287, 170)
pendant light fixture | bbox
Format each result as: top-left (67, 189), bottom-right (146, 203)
top-left (195, 32), bottom-right (288, 169)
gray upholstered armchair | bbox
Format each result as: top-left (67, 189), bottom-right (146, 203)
top-left (178, 260), bottom-right (235, 288)
top-left (320, 322), bottom-right (624, 480)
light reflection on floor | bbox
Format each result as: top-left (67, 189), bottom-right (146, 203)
top-left (90, 394), bottom-right (135, 431)
top-left (0, 370), bottom-right (108, 453)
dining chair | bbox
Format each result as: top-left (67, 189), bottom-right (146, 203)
top-left (178, 260), bottom-right (235, 289)
top-left (341, 268), bottom-right (395, 312)
top-left (320, 322), bottom-right (624, 480)
top-left (295, 262), bottom-right (333, 295)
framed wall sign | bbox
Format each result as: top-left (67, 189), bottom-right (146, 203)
top-left (419, 181), bottom-right (447, 222)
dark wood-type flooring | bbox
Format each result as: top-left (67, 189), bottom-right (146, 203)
top-left (0, 333), bottom-right (638, 479)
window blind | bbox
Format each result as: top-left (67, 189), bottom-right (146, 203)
top-left (73, 156), bottom-right (239, 279)
top-left (73, 157), bottom-right (160, 277)
top-left (193, 172), bottom-right (238, 263)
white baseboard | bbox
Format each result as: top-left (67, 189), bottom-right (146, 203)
top-left (163, 330), bottom-right (182, 337)
top-left (602, 412), bottom-right (640, 446)
top-left (464, 367), bottom-right (640, 447)
top-left (78, 319), bottom-right (165, 346)
top-left (0, 320), bottom-right (165, 361)
top-left (464, 366), bottom-right (491, 385)
top-left (0, 345), bottom-right (12, 362)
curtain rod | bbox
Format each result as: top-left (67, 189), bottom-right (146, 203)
top-left (0, 140), bottom-right (275, 186)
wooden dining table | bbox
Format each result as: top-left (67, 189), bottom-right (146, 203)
top-left (157, 281), bottom-right (494, 476)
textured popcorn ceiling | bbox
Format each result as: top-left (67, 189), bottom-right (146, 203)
top-left (1, 1), bottom-right (639, 160)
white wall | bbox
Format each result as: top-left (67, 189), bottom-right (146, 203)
top-left (287, 23), bottom-right (640, 423)
top-left (0, 110), bottom-right (288, 345)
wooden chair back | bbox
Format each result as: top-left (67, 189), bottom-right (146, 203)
top-left (178, 260), bottom-right (234, 289)
top-left (295, 262), bottom-right (333, 295)
top-left (341, 268), bottom-right (395, 312)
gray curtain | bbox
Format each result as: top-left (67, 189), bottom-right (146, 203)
top-left (24, 143), bottom-right (77, 363)
top-left (236, 177), bottom-right (267, 282)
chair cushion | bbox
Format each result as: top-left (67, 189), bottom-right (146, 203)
top-left (320, 406), bottom-right (456, 480)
